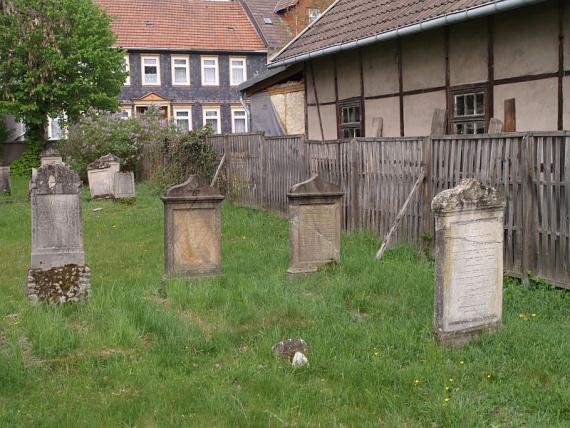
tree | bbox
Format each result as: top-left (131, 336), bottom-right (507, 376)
top-left (0, 0), bottom-right (126, 144)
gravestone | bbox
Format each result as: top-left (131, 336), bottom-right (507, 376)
top-left (161, 175), bottom-right (224, 278)
top-left (87, 154), bottom-right (120, 199)
top-left (113, 171), bottom-right (136, 200)
top-left (431, 179), bottom-right (506, 345)
top-left (27, 163), bottom-right (90, 303)
top-left (287, 175), bottom-right (343, 275)
top-left (0, 166), bottom-right (10, 194)
top-left (40, 146), bottom-right (63, 166)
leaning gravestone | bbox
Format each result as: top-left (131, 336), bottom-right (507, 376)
top-left (0, 166), bottom-right (10, 194)
top-left (287, 175), bottom-right (344, 275)
top-left (113, 171), bottom-right (136, 200)
top-left (161, 175), bottom-right (224, 278)
top-left (40, 146), bottom-right (63, 166)
top-left (87, 154), bottom-right (120, 199)
top-left (431, 179), bottom-right (506, 345)
top-left (27, 163), bottom-right (90, 303)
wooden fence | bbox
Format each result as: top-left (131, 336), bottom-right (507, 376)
top-left (207, 132), bottom-right (570, 289)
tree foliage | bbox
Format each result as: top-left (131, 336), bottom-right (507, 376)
top-left (0, 0), bottom-right (126, 143)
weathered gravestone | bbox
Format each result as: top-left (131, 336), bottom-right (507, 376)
top-left (27, 163), bottom-right (90, 303)
top-left (287, 175), bottom-right (343, 275)
top-left (87, 154), bottom-right (120, 199)
top-left (431, 179), bottom-right (506, 345)
top-left (0, 166), bottom-right (10, 194)
top-left (40, 146), bottom-right (63, 166)
top-left (161, 175), bottom-right (224, 278)
top-left (113, 171), bottom-right (136, 200)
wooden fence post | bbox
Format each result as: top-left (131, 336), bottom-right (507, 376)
top-left (421, 136), bottom-right (433, 247)
top-left (223, 134), bottom-right (232, 194)
top-left (351, 139), bottom-right (361, 231)
top-left (522, 133), bottom-right (535, 283)
top-left (258, 134), bottom-right (266, 209)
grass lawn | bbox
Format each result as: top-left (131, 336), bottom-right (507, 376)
top-left (1, 176), bottom-right (570, 427)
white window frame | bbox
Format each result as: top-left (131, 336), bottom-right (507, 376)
top-left (119, 107), bottom-right (132, 120)
top-left (229, 57), bottom-right (247, 86)
top-left (202, 106), bottom-right (221, 134)
top-left (141, 54), bottom-right (161, 86)
top-left (201, 56), bottom-right (219, 86)
top-left (173, 107), bottom-right (192, 132)
top-left (124, 54), bottom-right (131, 86)
top-left (231, 107), bottom-right (248, 133)
top-left (171, 55), bottom-right (190, 86)
top-left (47, 114), bottom-right (68, 140)
top-left (308, 8), bottom-right (321, 24)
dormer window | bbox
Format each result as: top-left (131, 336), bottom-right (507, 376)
top-left (308, 8), bottom-right (320, 23)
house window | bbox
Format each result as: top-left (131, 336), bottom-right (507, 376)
top-left (338, 100), bottom-right (362, 139)
top-left (203, 107), bottom-right (221, 133)
top-left (124, 55), bottom-right (130, 86)
top-left (308, 8), bottom-right (321, 23)
top-left (171, 55), bottom-right (190, 86)
top-left (231, 107), bottom-right (248, 133)
top-left (47, 115), bottom-right (67, 140)
top-left (230, 57), bottom-right (247, 86)
top-left (142, 55), bottom-right (160, 85)
top-left (201, 56), bottom-right (219, 86)
top-left (173, 108), bottom-right (192, 132)
top-left (450, 86), bottom-right (486, 135)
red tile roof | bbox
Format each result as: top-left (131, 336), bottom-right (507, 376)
top-left (240, 0), bottom-right (293, 48)
top-left (96, 0), bottom-right (267, 52)
top-left (271, 0), bottom-right (542, 63)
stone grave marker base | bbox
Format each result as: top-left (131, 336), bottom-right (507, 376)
top-left (27, 264), bottom-right (91, 304)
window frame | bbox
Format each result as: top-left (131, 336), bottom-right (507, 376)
top-left (231, 107), bottom-right (248, 133)
top-left (202, 106), bottom-right (221, 134)
top-left (171, 55), bottom-right (190, 86)
top-left (448, 83), bottom-right (488, 135)
top-left (201, 56), bottom-right (219, 86)
top-left (173, 107), bottom-right (193, 132)
top-left (141, 54), bottom-right (161, 86)
top-left (229, 57), bottom-right (247, 86)
top-left (337, 98), bottom-right (363, 139)
top-left (308, 8), bottom-right (321, 24)
top-left (124, 54), bottom-right (131, 86)
top-left (47, 115), bottom-right (68, 141)
top-left (119, 107), bottom-right (132, 120)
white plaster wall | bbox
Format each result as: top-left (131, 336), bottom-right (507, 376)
top-left (336, 49), bottom-right (362, 101)
top-left (362, 41), bottom-right (399, 97)
top-left (402, 29), bottom-right (445, 92)
top-left (494, 2), bottom-right (558, 79)
top-left (449, 19), bottom-right (488, 86)
top-left (307, 104), bottom-right (337, 140)
top-left (365, 97), bottom-right (400, 137)
top-left (403, 91), bottom-right (446, 136)
top-left (494, 79), bottom-right (558, 131)
top-left (306, 56), bottom-right (336, 104)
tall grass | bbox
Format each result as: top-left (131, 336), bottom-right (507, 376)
top-left (1, 176), bottom-right (569, 427)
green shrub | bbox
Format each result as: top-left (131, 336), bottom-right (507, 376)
top-left (10, 140), bottom-right (41, 176)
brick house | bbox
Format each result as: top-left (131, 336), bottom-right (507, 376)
top-left (96, 0), bottom-right (269, 134)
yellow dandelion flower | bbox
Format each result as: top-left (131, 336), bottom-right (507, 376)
top-left (414, 379), bottom-right (420, 385)
top-left (445, 386), bottom-right (450, 391)
top-left (449, 378), bottom-right (454, 382)
top-left (459, 360), bottom-right (464, 365)
top-left (444, 398), bottom-right (450, 402)
top-left (486, 374), bottom-right (491, 379)
top-left (531, 313), bottom-right (537, 318)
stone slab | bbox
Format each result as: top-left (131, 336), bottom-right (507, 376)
top-left (0, 166), bottom-right (10, 194)
top-left (432, 179), bottom-right (505, 345)
top-left (113, 171), bottom-right (136, 199)
top-left (87, 154), bottom-right (120, 199)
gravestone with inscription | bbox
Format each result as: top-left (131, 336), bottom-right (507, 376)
top-left (87, 154), bottom-right (120, 199)
top-left (431, 179), bottom-right (506, 345)
top-left (0, 166), bottom-right (10, 194)
top-left (27, 163), bottom-right (90, 303)
top-left (287, 175), bottom-right (344, 275)
top-left (162, 175), bottom-right (224, 278)
top-left (40, 146), bottom-right (63, 166)
top-left (113, 171), bottom-right (136, 200)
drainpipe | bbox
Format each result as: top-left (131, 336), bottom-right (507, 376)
top-left (268, 0), bottom-right (545, 68)
top-left (239, 92), bottom-right (251, 132)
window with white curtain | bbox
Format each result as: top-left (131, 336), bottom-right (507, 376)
top-left (173, 108), bottom-right (192, 132)
top-left (229, 57), bottom-right (247, 86)
top-left (231, 108), bottom-right (248, 133)
top-left (203, 107), bottom-right (221, 133)
top-left (201, 56), bottom-right (219, 86)
top-left (171, 55), bottom-right (190, 85)
top-left (142, 55), bottom-right (160, 85)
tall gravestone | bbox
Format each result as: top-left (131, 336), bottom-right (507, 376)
top-left (27, 164), bottom-right (90, 303)
top-left (287, 175), bottom-right (344, 275)
top-left (0, 166), bottom-right (10, 194)
top-left (87, 154), bottom-right (120, 199)
top-left (162, 175), bottom-right (224, 278)
top-left (431, 179), bottom-right (506, 345)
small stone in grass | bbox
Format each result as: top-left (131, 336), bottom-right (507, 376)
top-left (92, 208), bottom-right (103, 212)
top-left (292, 351), bottom-right (309, 367)
top-left (272, 338), bottom-right (309, 362)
